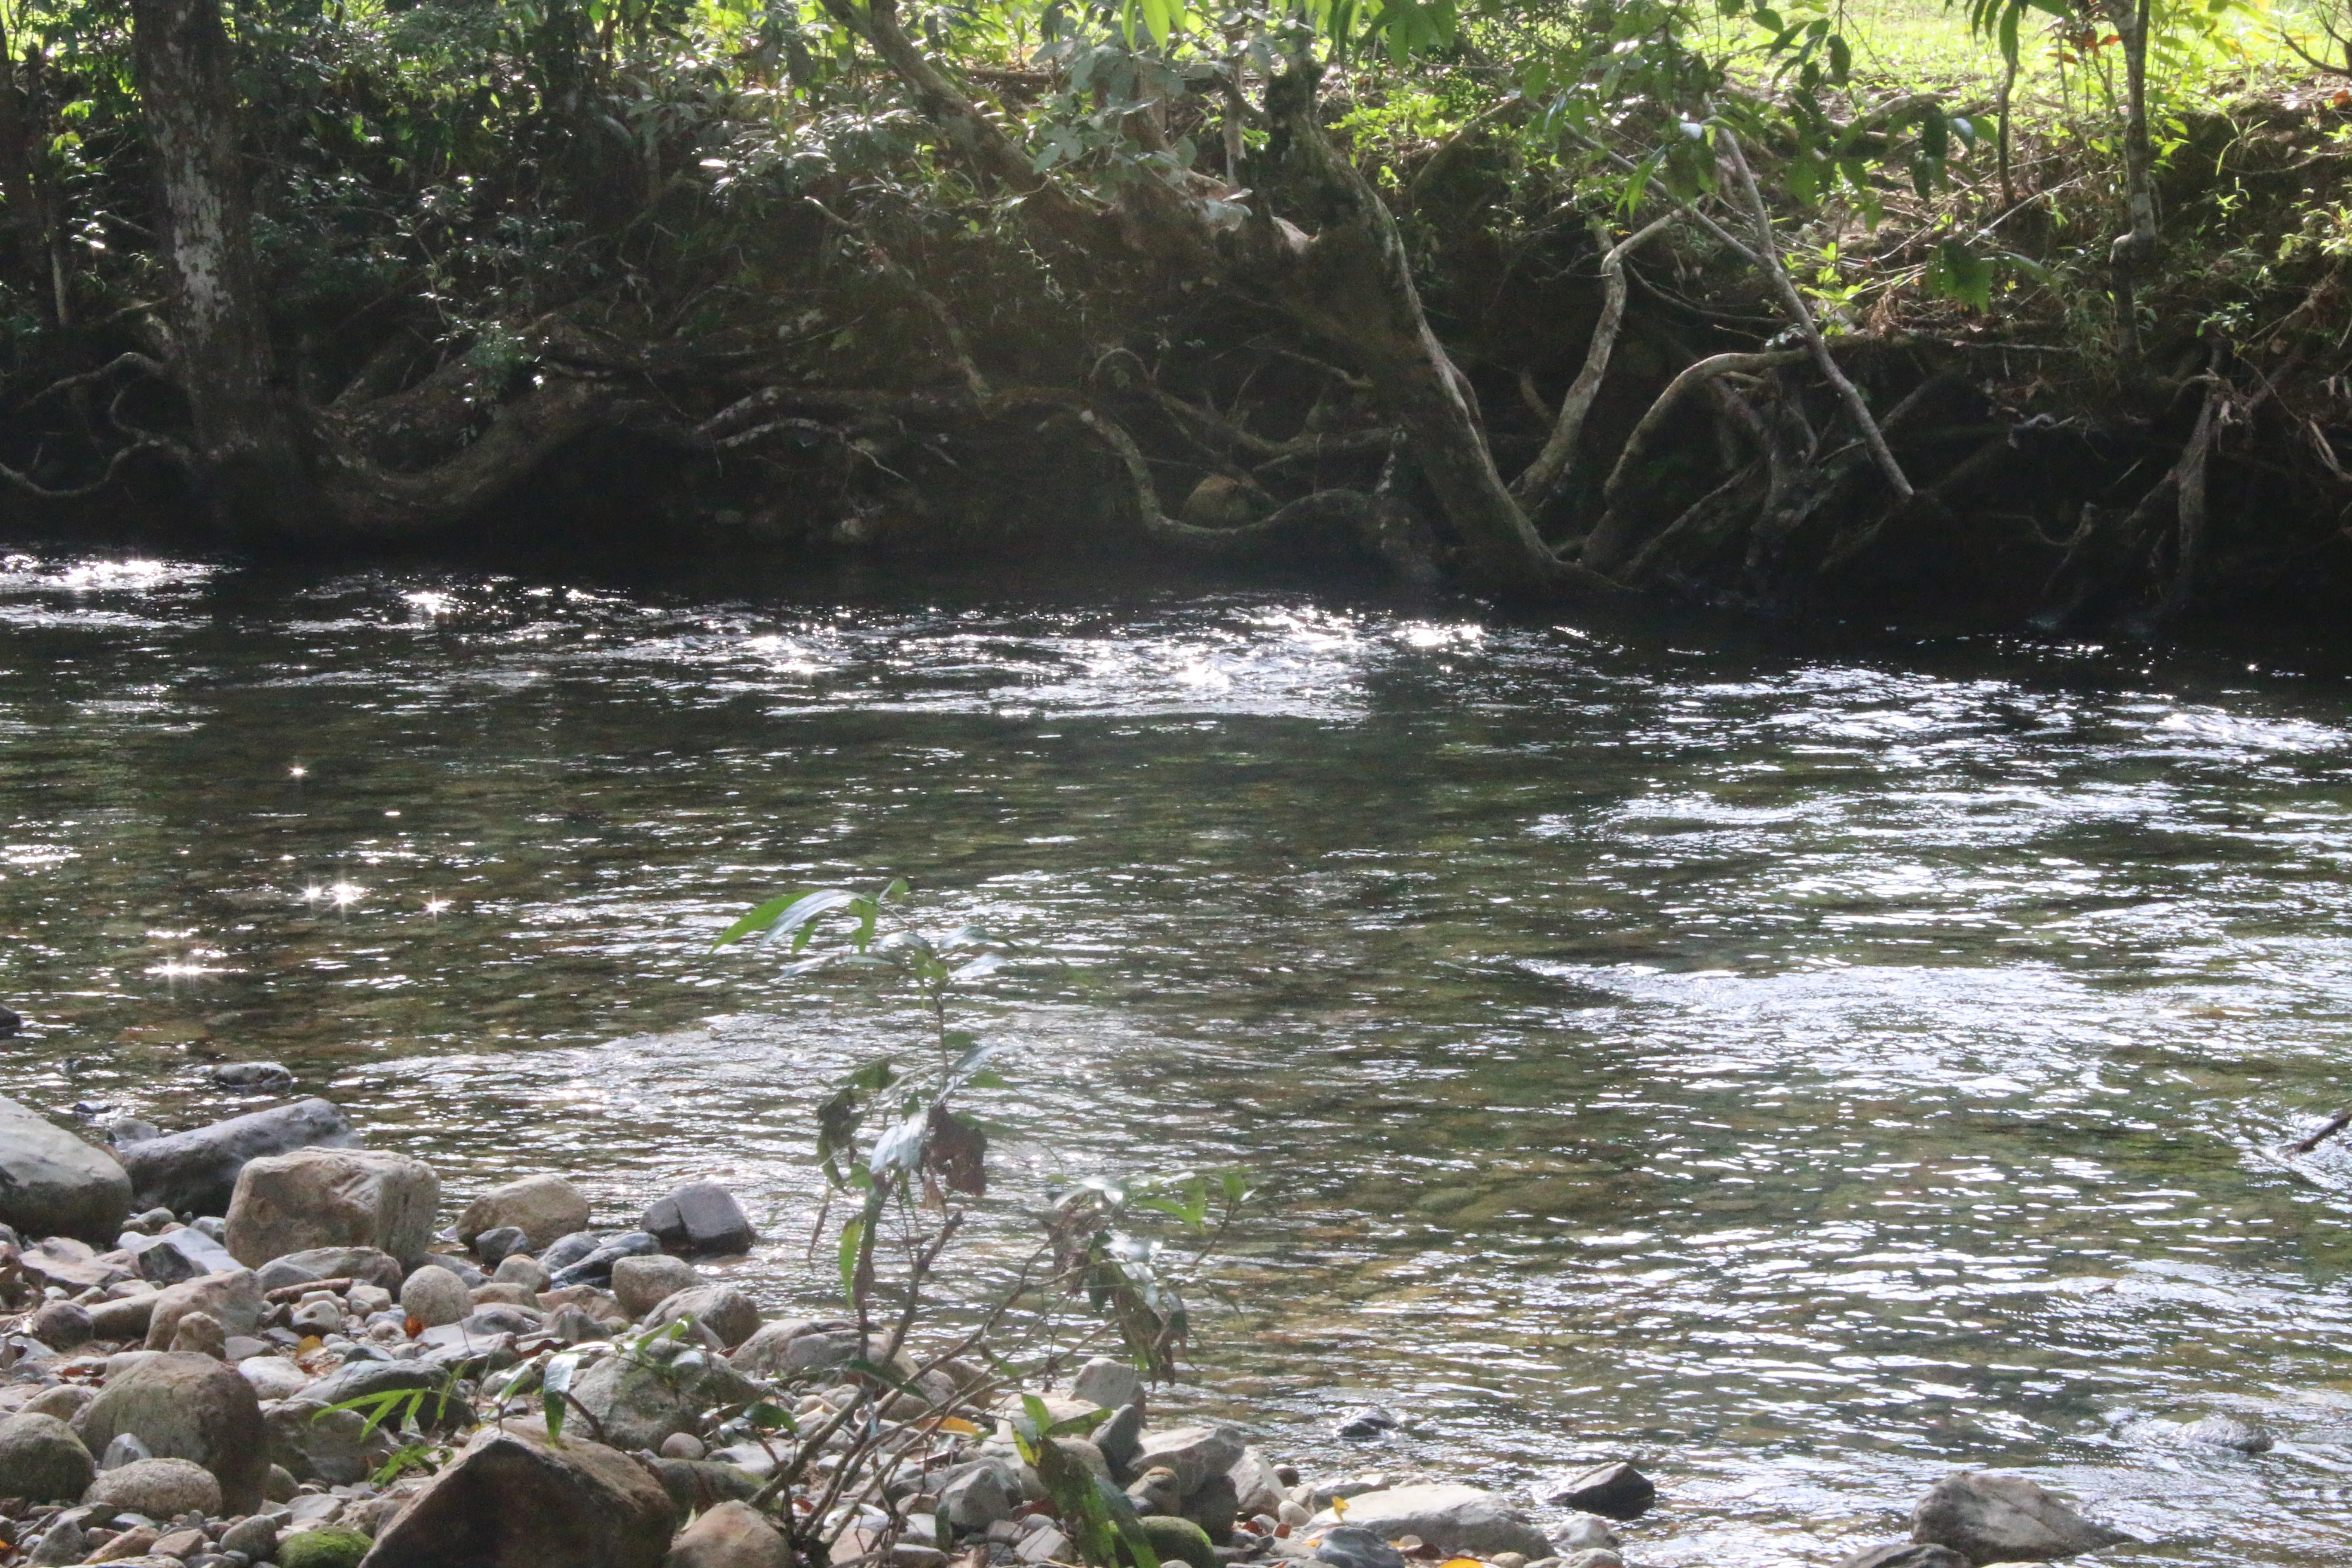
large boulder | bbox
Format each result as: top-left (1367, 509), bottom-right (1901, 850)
top-left (662, 1501), bottom-right (790, 1568)
top-left (0, 1094), bottom-right (132, 1243)
top-left (0, 1411), bottom-right (95, 1502)
top-left (1307, 1485), bottom-right (1550, 1560)
top-left (458, 1174), bottom-right (592, 1253)
top-left (1911, 1473), bottom-right (2131, 1566)
top-left (641, 1182), bottom-right (754, 1258)
top-left (119, 1099), bottom-right (358, 1217)
top-left (143, 1268), bottom-right (264, 1348)
top-left (356, 1427), bottom-right (676, 1568)
top-left (570, 1341), bottom-right (760, 1451)
top-left (227, 1148), bottom-right (440, 1267)
top-left (76, 1349), bottom-right (269, 1512)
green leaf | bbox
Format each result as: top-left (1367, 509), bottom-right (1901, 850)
top-left (837, 1216), bottom-right (865, 1304)
top-left (1924, 238), bottom-right (1994, 310)
top-left (542, 1353), bottom-right (579, 1446)
top-left (710, 893), bottom-right (799, 949)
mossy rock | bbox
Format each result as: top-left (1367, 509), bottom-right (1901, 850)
top-left (277, 1527), bottom-right (374, 1568)
top-left (1136, 1513), bottom-right (1216, 1568)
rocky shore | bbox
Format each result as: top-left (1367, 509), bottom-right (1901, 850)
top-left (3, 1086), bottom-right (2134, 1568)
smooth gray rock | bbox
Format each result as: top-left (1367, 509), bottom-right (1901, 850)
top-left (941, 1457), bottom-right (1024, 1532)
top-left (612, 1254), bottom-right (702, 1318)
top-left (143, 1268), bottom-right (263, 1348)
top-left (124, 1226), bottom-right (240, 1285)
top-left (264, 1396), bottom-right (396, 1484)
top-left (540, 1230), bottom-right (603, 1271)
top-left (118, 1099), bottom-right (358, 1218)
top-left (84, 1454), bottom-right (224, 1516)
top-left (225, 1147), bottom-right (439, 1268)
top-left (399, 1264), bottom-right (473, 1328)
top-left (641, 1455), bottom-right (764, 1516)
top-left (642, 1181), bottom-right (754, 1258)
top-left (456, 1173), bottom-right (592, 1253)
top-left (1133, 1426), bottom-right (1246, 1496)
top-left (1069, 1356), bottom-right (1142, 1412)
top-left (28, 1298), bottom-right (94, 1348)
top-left (549, 1230), bottom-right (662, 1289)
top-left (645, 1284), bottom-right (761, 1349)
top-left (217, 1514), bottom-right (282, 1561)
top-left (727, 1318), bottom-right (855, 1378)
top-left (570, 1340), bottom-right (759, 1451)
top-left (1097, 1401), bottom-right (1145, 1480)
top-left (0, 1411), bottom-right (95, 1501)
top-left (474, 1225), bottom-right (530, 1268)
top-left (1308, 1485), bottom-right (1551, 1560)
top-left (1228, 1446), bottom-right (1286, 1519)
top-left (1911, 1472), bottom-right (2131, 1566)
top-left (662, 1499), bottom-right (790, 1568)
top-left (0, 1093), bottom-right (132, 1243)
top-left (77, 1350), bottom-right (268, 1511)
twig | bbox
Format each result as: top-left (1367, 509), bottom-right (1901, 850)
top-left (2291, 1109), bottom-right (2352, 1155)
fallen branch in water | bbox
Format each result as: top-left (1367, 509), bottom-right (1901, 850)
top-left (2290, 1108), bottom-right (2352, 1155)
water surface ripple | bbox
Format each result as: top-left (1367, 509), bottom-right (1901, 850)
top-left (5, 552), bottom-right (2352, 1564)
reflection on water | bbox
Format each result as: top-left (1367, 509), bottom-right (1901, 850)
top-left (6, 550), bottom-right (2352, 1563)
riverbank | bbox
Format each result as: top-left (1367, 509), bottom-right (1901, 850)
top-left (0, 1087), bottom-right (2148, 1568)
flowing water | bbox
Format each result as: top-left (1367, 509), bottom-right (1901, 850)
top-left (8, 547), bottom-right (2352, 1564)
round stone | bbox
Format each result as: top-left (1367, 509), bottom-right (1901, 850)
top-left (86, 1455), bottom-right (225, 1517)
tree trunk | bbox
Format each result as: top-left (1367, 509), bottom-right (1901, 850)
top-left (1250, 65), bottom-right (1611, 597)
top-left (132, 0), bottom-right (315, 530)
top-left (2105, 0), bottom-right (2159, 353)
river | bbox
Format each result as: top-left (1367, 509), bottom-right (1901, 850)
top-left (4, 547), bottom-right (2352, 1565)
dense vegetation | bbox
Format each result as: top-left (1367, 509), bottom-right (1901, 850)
top-left (1, 0), bottom-right (2349, 625)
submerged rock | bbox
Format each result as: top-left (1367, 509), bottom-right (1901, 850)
top-left (1307, 1483), bottom-right (1550, 1560)
top-left (1838, 1547), bottom-right (1968, 1568)
top-left (211, 1061), bottom-right (298, 1093)
top-left (1911, 1471), bottom-right (2131, 1565)
top-left (0, 1093), bottom-right (133, 1242)
top-left (1544, 1462), bottom-right (1655, 1521)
